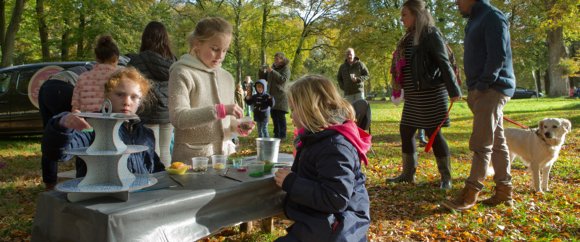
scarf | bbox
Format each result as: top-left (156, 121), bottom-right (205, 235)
top-left (390, 32), bottom-right (412, 99)
top-left (294, 121), bottom-right (371, 165)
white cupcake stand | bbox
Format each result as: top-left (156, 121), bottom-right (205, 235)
top-left (55, 111), bottom-right (157, 202)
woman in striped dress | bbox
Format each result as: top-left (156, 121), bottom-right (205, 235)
top-left (387, 0), bottom-right (462, 189)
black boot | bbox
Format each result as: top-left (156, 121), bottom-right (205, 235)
top-left (417, 129), bottom-right (428, 147)
top-left (386, 153), bottom-right (417, 183)
top-left (436, 156), bottom-right (452, 190)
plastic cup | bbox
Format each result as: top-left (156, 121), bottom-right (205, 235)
top-left (263, 160), bottom-right (274, 173)
top-left (211, 155), bottom-right (227, 170)
top-left (232, 158), bottom-right (243, 169)
top-left (239, 116), bottom-right (255, 132)
top-left (191, 157), bottom-right (209, 172)
top-left (248, 162), bottom-right (265, 177)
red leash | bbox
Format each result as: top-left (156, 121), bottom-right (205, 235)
top-left (503, 116), bottom-right (529, 129)
top-left (425, 101), bottom-right (454, 153)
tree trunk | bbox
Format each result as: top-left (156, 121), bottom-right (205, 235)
top-left (1, 0), bottom-right (25, 67)
top-left (36, 0), bottom-right (50, 61)
top-left (291, 27), bottom-right (307, 75)
top-left (533, 69), bottom-right (542, 93)
top-left (61, 18), bottom-right (70, 61)
top-left (546, 27), bottom-right (569, 97)
top-left (260, 1), bottom-right (269, 66)
top-left (233, 0), bottom-right (242, 84)
top-left (76, 10), bottom-right (85, 59)
top-left (0, 0), bottom-right (6, 51)
top-left (544, 70), bottom-right (551, 94)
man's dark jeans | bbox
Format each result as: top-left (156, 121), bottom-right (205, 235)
top-left (271, 109), bottom-right (287, 139)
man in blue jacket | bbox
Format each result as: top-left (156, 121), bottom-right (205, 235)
top-left (442, 0), bottom-right (516, 211)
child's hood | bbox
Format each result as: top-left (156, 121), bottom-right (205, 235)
top-left (255, 79), bottom-right (268, 91)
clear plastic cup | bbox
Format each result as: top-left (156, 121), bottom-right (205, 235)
top-left (238, 116), bottom-right (255, 133)
top-left (232, 158), bottom-right (243, 169)
top-left (248, 162), bottom-right (265, 177)
top-left (211, 155), bottom-right (227, 170)
top-left (191, 157), bottom-right (209, 172)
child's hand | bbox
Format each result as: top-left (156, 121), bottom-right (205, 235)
top-left (274, 168), bottom-right (291, 188)
top-left (225, 104), bottom-right (243, 119)
top-left (61, 111), bottom-right (91, 131)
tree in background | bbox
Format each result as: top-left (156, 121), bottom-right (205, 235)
top-left (1, 0), bottom-right (25, 67)
top-left (1, 0), bottom-right (579, 98)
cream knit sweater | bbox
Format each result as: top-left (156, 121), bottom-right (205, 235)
top-left (168, 54), bottom-right (239, 161)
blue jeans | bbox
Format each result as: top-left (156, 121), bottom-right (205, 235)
top-left (271, 110), bottom-right (287, 139)
top-left (257, 120), bottom-right (269, 138)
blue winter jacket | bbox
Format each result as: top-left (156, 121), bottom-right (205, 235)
top-left (463, 0), bottom-right (516, 97)
top-left (41, 112), bottom-right (165, 178)
top-left (244, 79), bottom-right (274, 122)
top-left (278, 129), bottom-right (370, 242)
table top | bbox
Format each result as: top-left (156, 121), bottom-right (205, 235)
top-left (31, 154), bottom-right (294, 242)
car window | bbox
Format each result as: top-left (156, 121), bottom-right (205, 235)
top-left (16, 69), bottom-right (37, 95)
top-left (0, 72), bottom-right (10, 95)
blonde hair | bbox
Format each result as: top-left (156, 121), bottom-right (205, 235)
top-left (403, 0), bottom-right (434, 45)
top-left (105, 67), bottom-right (151, 102)
top-left (187, 17), bottom-right (233, 50)
top-left (287, 75), bottom-right (355, 132)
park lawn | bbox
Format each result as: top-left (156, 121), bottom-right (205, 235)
top-left (0, 97), bottom-right (578, 241)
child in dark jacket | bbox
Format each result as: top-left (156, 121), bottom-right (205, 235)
top-left (244, 79), bottom-right (274, 138)
top-left (273, 75), bottom-right (371, 242)
top-left (41, 67), bottom-right (164, 190)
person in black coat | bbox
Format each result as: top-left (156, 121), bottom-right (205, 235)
top-left (128, 21), bottom-right (177, 166)
top-left (39, 65), bottom-right (92, 190)
top-left (274, 75), bottom-right (371, 242)
top-left (387, 0), bottom-right (461, 190)
top-left (41, 67), bottom-right (164, 190)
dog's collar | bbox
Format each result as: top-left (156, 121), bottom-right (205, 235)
top-left (535, 129), bottom-right (550, 144)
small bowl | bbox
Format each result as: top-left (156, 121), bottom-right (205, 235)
top-left (166, 166), bottom-right (189, 175)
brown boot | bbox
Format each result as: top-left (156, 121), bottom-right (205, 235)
top-left (441, 185), bottom-right (480, 211)
top-left (481, 183), bottom-right (513, 207)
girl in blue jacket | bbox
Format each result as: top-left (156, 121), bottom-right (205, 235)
top-left (41, 67), bottom-right (164, 189)
top-left (274, 75), bottom-right (371, 242)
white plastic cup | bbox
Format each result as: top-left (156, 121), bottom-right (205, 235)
top-left (211, 155), bottom-right (227, 170)
top-left (191, 157), bottom-right (209, 172)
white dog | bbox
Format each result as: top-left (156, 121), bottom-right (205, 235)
top-left (499, 118), bottom-right (572, 193)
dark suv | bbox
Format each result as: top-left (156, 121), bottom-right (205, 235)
top-left (0, 62), bottom-right (90, 136)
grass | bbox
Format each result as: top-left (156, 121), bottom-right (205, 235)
top-left (0, 97), bottom-right (578, 241)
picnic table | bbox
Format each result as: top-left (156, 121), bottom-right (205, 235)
top-left (31, 154), bottom-right (293, 242)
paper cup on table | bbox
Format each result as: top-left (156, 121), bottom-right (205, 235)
top-left (211, 155), bottom-right (227, 170)
top-left (191, 157), bottom-right (209, 172)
